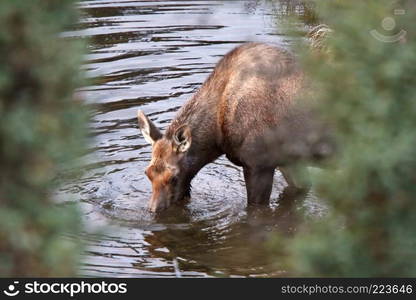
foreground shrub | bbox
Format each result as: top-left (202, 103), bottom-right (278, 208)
top-left (271, 0), bottom-right (416, 276)
top-left (0, 0), bottom-right (87, 276)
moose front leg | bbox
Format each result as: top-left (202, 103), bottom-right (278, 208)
top-left (243, 167), bottom-right (274, 205)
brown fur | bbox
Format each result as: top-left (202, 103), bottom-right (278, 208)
top-left (138, 43), bottom-right (332, 212)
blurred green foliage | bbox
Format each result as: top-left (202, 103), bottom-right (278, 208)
top-left (271, 0), bottom-right (416, 276)
top-left (0, 0), bottom-right (87, 276)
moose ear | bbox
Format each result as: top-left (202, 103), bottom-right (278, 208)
top-left (173, 125), bottom-right (192, 153)
top-left (137, 110), bottom-right (162, 145)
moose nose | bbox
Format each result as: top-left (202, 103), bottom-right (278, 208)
top-left (148, 197), bottom-right (169, 213)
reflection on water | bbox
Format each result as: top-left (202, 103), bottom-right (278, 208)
top-left (60, 0), bottom-right (325, 277)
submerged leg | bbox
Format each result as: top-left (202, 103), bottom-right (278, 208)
top-left (243, 167), bottom-right (275, 205)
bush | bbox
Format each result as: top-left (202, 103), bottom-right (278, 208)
top-left (0, 0), bottom-right (87, 276)
top-left (274, 0), bottom-right (416, 276)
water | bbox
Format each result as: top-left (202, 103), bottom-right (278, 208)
top-left (61, 0), bottom-right (325, 277)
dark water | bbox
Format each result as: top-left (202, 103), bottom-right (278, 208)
top-left (61, 0), bottom-right (325, 277)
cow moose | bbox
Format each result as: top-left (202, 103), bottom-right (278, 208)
top-left (138, 42), bottom-right (331, 212)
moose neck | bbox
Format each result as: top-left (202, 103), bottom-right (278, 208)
top-left (166, 93), bottom-right (223, 179)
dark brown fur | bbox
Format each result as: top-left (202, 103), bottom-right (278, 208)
top-left (138, 43), bottom-right (331, 212)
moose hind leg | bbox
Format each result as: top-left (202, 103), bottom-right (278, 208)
top-left (243, 167), bottom-right (274, 205)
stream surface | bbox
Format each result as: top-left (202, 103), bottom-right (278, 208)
top-left (61, 0), bottom-right (325, 277)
